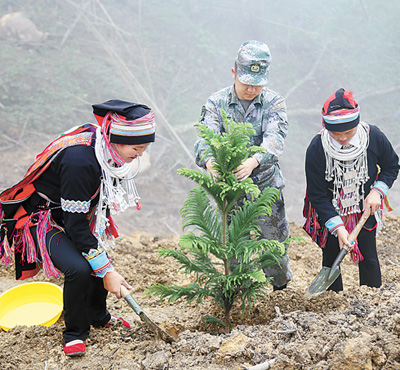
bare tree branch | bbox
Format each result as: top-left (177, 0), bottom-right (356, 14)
top-left (60, 0), bottom-right (194, 162)
top-left (357, 86), bottom-right (400, 101)
top-left (284, 42), bottom-right (329, 101)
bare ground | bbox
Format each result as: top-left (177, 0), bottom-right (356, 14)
top-left (1, 138), bottom-right (400, 369)
top-left (1, 215), bottom-right (400, 370)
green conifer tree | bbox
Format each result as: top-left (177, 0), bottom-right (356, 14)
top-left (147, 110), bottom-right (287, 332)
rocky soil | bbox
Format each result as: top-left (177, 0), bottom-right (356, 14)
top-left (1, 136), bottom-right (400, 369)
top-left (1, 215), bottom-right (400, 370)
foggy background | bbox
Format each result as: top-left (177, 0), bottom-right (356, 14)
top-left (1, 0), bottom-right (399, 236)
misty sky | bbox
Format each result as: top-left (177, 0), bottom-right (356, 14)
top-left (0, 0), bottom-right (399, 227)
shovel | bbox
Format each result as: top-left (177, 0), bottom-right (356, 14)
top-left (120, 285), bottom-right (176, 343)
top-left (305, 210), bottom-right (370, 298)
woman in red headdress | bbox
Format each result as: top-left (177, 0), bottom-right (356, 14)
top-left (0, 100), bottom-right (156, 355)
top-left (303, 88), bottom-right (399, 292)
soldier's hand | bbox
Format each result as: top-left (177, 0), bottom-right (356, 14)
top-left (234, 158), bottom-right (259, 182)
top-left (206, 159), bottom-right (219, 181)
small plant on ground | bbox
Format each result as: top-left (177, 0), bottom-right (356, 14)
top-left (147, 110), bottom-right (287, 332)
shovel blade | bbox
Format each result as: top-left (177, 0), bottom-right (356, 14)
top-left (305, 266), bottom-right (341, 298)
top-left (123, 293), bottom-right (176, 343)
top-left (138, 311), bottom-right (176, 343)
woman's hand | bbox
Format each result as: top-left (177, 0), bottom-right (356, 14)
top-left (363, 190), bottom-right (381, 215)
top-left (103, 270), bottom-right (132, 299)
top-left (234, 158), bottom-right (259, 182)
top-left (336, 227), bottom-right (352, 250)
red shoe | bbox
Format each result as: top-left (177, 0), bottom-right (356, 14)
top-left (105, 314), bottom-right (131, 329)
top-left (64, 340), bottom-right (86, 356)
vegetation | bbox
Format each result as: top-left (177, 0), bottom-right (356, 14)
top-left (147, 110), bottom-right (286, 331)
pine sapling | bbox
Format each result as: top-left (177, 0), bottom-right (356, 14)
top-left (147, 110), bottom-right (287, 332)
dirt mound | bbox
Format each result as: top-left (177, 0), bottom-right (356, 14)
top-left (1, 216), bottom-right (400, 369)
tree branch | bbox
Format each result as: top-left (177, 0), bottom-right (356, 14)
top-left (284, 42), bottom-right (329, 101)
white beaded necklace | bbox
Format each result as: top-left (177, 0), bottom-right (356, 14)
top-left (94, 127), bottom-right (141, 244)
top-left (321, 122), bottom-right (370, 216)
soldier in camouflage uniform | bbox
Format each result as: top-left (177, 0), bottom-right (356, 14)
top-left (194, 40), bottom-right (292, 290)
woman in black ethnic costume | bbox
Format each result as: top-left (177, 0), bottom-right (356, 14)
top-left (304, 88), bottom-right (399, 292)
top-left (0, 100), bottom-right (156, 355)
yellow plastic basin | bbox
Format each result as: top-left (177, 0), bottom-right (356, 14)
top-left (0, 282), bottom-right (63, 332)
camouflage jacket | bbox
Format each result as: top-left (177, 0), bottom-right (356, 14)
top-left (194, 85), bottom-right (288, 190)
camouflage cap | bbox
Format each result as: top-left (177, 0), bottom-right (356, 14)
top-left (236, 40), bottom-right (271, 86)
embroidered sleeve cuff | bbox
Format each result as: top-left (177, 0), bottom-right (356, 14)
top-left (61, 198), bottom-right (91, 213)
top-left (371, 181), bottom-right (389, 198)
top-left (82, 248), bottom-right (114, 278)
top-left (325, 216), bottom-right (345, 234)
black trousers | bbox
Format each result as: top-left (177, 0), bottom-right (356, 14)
top-left (322, 227), bottom-right (381, 292)
top-left (35, 228), bottom-right (111, 343)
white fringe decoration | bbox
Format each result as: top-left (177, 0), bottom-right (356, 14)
top-left (321, 122), bottom-right (370, 216)
top-left (94, 127), bottom-right (141, 245)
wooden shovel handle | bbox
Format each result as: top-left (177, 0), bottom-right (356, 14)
top-left (120, 285), bottom-right (144, 315)
top-left (345, 209), bottom-right (370, 248)
top-left (120, 285), bottom-right (129, 298)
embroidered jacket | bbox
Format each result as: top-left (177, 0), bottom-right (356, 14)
top-left (304, 124), bottom-right (399, 233)
top-left (194, 85), bottom-right (288, 191)
top-left (0, 124), bottom-right (117, 279)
